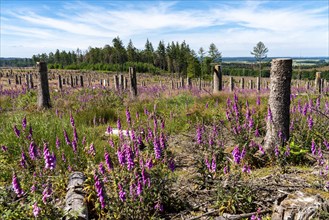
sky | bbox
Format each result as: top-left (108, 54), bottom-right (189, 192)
top-left (1, 0), bottom-right (328, 58)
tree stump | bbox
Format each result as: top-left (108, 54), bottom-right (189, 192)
top-left (272, 191), bottom-right (329, 220)
top-left (129, 67), bottom-right (137, 97)
top-left (257, 76), bottom-right (261, 91)
top-left (229, 76), bottom-right (234, 92)
top-left (29, 74), bottom-right (34, 89)
top-left (80, 75), bottom-right (84, 87)
top-left (264, 58), bottom-right (292, 154)
top-left (58, 75), bottom-right (63, 90)
top-left (37, 62), bottom-right (51, 109)
top-left (315, 72), bottom-right (321, 93)
top-left (213, 65), bottom-right (222, 94)
top-left (240, 77), bottom-right (244, 89)
top-left (64, 172), bottom-right (88, 220)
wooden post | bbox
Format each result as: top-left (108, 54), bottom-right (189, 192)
top-left (25, 74), bottom-right (30, 90)
top-left (70, 75), bottom-right (74, 88)
top-left (213, 65), bottom-right (222, 94)
top-left (257, 77), bottom-right (261, 91)
top-left (124, 77), bottom-right (128, 90)
top-left (58, 75), bottom-right (63, 90)
top-left (315, 72), bottom-right (321, 93)
top-left (114, 75), bottom-right (119, 91)
top-left (119, 74), bottom-right (124, 91)
top-left (240, 77), bottom-right (245, 89)
top-left (264, 58), bottom-right (292, 154)
top-left (75, 76), bottom-right (79, 86)
top-left (249, 80), bottom-right (253, 89)
top-left (80, 75), bottom-right (84, 87)
top-left (37, 62), bottom-right (51, 109)
top-left (180, 77), bottom-right (184, 88)
top-left (29, 74), bottom-right (34, 89)
top-left (129, 67), bottom-right (137, 97)
top-left (19, 75), bottom-right (22, 85)
top-left (63, 78), bottom-right (66, 85)
top-left (229, 76), bottom-right (234, 92)
top-left (64, 172), bottom-right (88, 220)
top-left (187, 77), bottom-right (192, 89)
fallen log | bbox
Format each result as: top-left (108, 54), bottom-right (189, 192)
top-left (63, 172), bottom-right (88, 220)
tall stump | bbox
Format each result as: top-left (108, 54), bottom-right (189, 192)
top-left (58, 75), bottom-right (63, 90)
top-left (213, 65), bottom-right (222, 94)
top-left (29, 74), bottom-right (34, 89)
top-left (37, 62), bottom-right (51, 109)
top-left (315, 72), bottom-right (321, 94)
top-left (257, 76), bottom-right (261, 91)
top-left (229, 76), bottom-right (234, 92)
top-left (129, 67), bottom-right (137, 97)
top-left (240, 77), bottom-right (245, 90)
top-left (264, 58), bottom-right (292, 154)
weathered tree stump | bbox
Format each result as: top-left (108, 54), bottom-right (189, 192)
top-left (272, 191), bottom-right (329, 220)
top-left (257, 76), bottom-right (261, 91)
top-left (29, 74), bottom-right (34, 89)
top-left (114, 75), bottom-right (119, 91)
top-left (25, 74), bottom-right (30, 90)
top-left (264, 58), bottom-right (292, 154)
top-left (129, 67), bottom-right (137, 97)
top-left (240, 77), bottom-right (245, 89)
top-left (213, 65), bottom-right (222, 94)
top-left (64, 172), bottom-right (88, 220)
top-left (80, 75), bottom-right (84, 87)
top-left (119, 74), bottom-right (124, 91)
top-left (37, 62), bottom-right (51, 109)
top-left (229, 76), bottom-right (234, 92)
top-left (58, 75), bottom-right (63, 90)
top-left (315, 72), bottom-right (321, 93)
top-left (249, 80), bottom-right (253, 89)
top-left (70, 75), bottom-right (74, 88)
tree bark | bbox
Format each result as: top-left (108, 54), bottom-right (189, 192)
top-left (37, 62), bottom-right (51, 109)
top-left (213, 65), bottom-right (222, 94)
top-left (64, 172), bottom-right (88, 220)
top-left (264, 58), bottom-right (292, 154)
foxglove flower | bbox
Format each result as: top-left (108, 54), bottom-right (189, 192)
top-left (94, 172), bottom-right (106, 209)
top-left (196, 125), bottom-right (203, 145)
top-left (14, 125), bottom-right (20, 138)
top-left (129, 182), bottom-right (136, 200)
top-left (136, 179), bottom-right (143, 196)
top-left (168, 158), bottom-right (175, 172)
top-left (255, 128), bottom-right (260, 137)
top-left (125, 145), bottom-right (134, 170)
top-left (22, 116), bottom-right (27, 130)
top-left (72, 140), bottom-right (77, 154)
top-left (117, 147), bottom-right (126, 166)
top-left (43, 144), bottom-right (56, 170)
top-left (55, 137), bottom-right (60, 149)
top-left (274, 145), bottom-right (280, 157)
top-left (32, 202), bottom-right (41, 217)
top-left (12, 173), bottom-right (24, 197)
top-left (307, 115), bottom-right (313, 130)
top-left (88, 143), bottom-right (95, 156)
top-left (63, 129), bottom-right (71, 146)
top-left (70, 113), bottom-right (75, 127)
top-left (155, 201), bottom-right (164, 212)
top-left (20, 151), bottom-right (27, 168)
top-left (42, 182), bottom-right (52, 204)
top-left (242, 165), bottom-right (251, 173)
top-left (311, 140), bottom-right (316, 155)
top-left (153, 137), bottom-right (162, 159)
top-left (211, 154), bottom-right (216, 173)
top-left (29, 141), bottom-right (38, 160)
top-left (1, 145), bottom-right (8, 152)
top-left (118, 183), bottom-right (126, 202)
top-left (104, 151), bottom-right (113, 171)
top-left (267, 107), bottom-right (272, 122)
top-left (99, 162), bottom-right (105, 175)
top-left (73, 127), bottom-right (78, 142)
top-left (82, 136), bottom-right (86, 146)
top-left (126, 108), bottom-right (131, 126)
top-left (324, 140), bottom-right (329, 150)
top-left (62, 152), bottom-right (66, 163)
top-left (28, 125), bottom-right (33, 140)
top-left (117, 118), bottom-right (121, 130)
top-left (145, 158), bottom-right (153, 169)
top-left (232, 146), bottom-right (241, 164)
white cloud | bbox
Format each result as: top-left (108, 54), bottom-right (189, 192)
top-left (1, 1), bottom-right (328, 57)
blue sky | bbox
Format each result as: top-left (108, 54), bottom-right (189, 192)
top-left (1, 0), bottom-right (328, 58)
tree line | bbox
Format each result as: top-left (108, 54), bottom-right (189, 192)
top-left (31, 37), bottom-right (222, 78)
